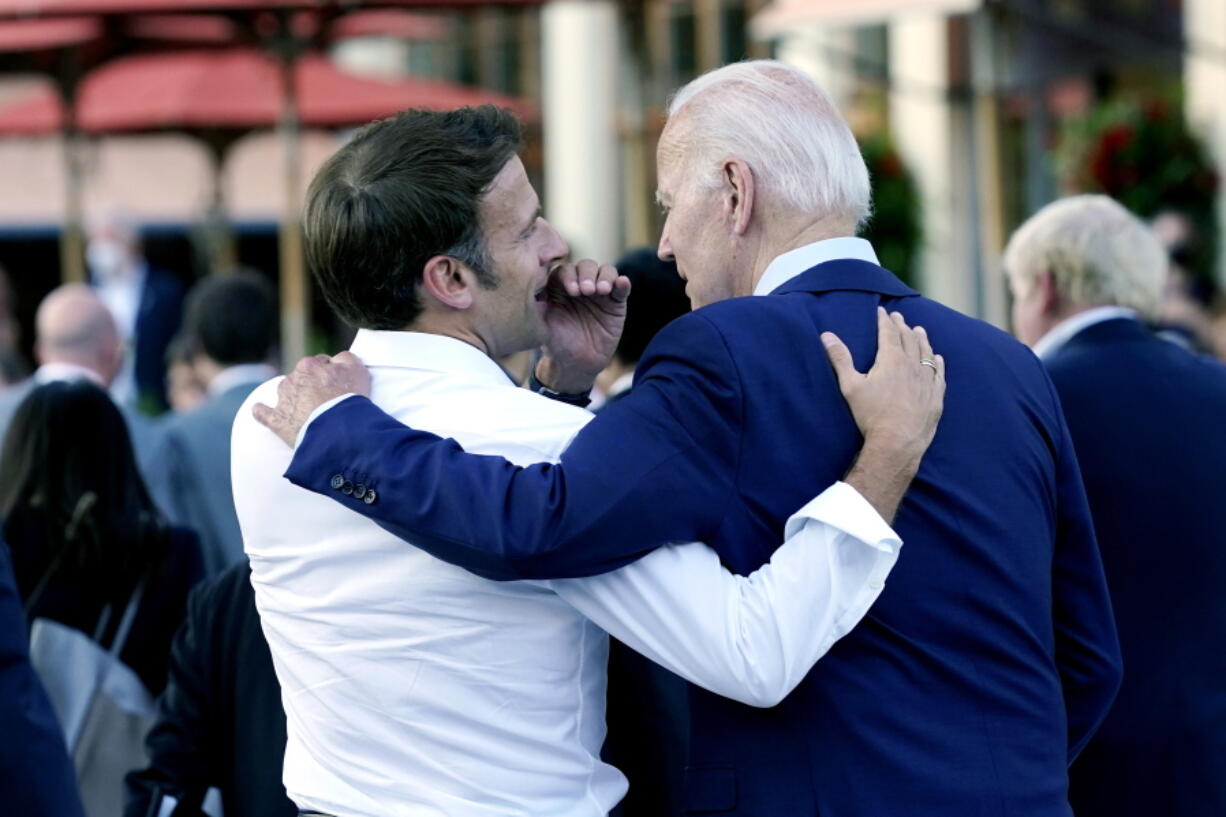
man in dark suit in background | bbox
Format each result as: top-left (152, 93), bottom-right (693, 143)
top-left (1005, 194), bottom-right (1226, 817)
top-left (151, 273), bottom-right (278, 574)
top-left (86, 208), bottom-right (185, 414)
top-left (124, 561), bottom-right (295, 817)
top-left (259, 61), bottom-right (1121, 816)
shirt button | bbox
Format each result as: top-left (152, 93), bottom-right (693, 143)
top-left (363, 489), bottom-right (378, 505)
top-left (868, 579), bottom-right (884, 591)
top-left (330, 475), bottom-right (344, 490)
top-left (341, 481), bottom-right (355, 496)
top-left (353, 484), bottom-right (367, 499)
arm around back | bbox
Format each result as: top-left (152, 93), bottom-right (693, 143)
top-left (285, 312), bottom-right (743, 580)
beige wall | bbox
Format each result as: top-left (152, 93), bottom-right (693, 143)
top-left (0, 129), bottom-right (339, 227)
top-left (1184, 0), bottom-right (1226, 282)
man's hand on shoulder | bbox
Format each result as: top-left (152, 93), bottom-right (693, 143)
top-left (822, 307), bottom-right (946, 522)
top-left (536, 259), bottom-right (631, 394)
top-left (253, 351), bottom-right (371, 448)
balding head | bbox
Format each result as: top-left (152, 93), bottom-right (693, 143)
top-left (35, 284), bottom-right (123, 385)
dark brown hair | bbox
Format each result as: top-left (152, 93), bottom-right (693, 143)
top-left (303, 105), bottom-right (523, 329)
top-left (0, 381), bottom-right (165, 596)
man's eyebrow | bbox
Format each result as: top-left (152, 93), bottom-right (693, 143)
top-left (523, 204), bottom-right (543, 231)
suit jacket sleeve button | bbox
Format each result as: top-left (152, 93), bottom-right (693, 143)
top-left (363, 489), bottom-right (377, 505)
top-left (353, 484), bottom-right (367, 499)
top-left (341, 481), bottom-right (355, 496)
top-left (330, 474), bottom-right (345, 490)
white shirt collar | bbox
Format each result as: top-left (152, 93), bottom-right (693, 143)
top-left (1031, 306), bottom-right (1138, 360)
top-left (754, 237), bottom-right (880, 296)
top-left (34, 362), bottom-right (106, 387)
top-left (350, 329), bottom-right (513, 387)
top-left (208, 363), bottom-right (278, 397)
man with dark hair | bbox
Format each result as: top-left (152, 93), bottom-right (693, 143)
top-left (302, 105), bottom-right (514, 331)
top-left (152, 272), bottom-right (277, 574)
top-left (233, 105), bottom-right (944, 816)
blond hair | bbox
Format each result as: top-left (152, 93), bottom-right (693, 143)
top-left (1003, 195), bottom-right (1166, 315)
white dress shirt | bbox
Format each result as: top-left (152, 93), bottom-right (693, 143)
top-left (234, 329), bottom-right (900, 817)
top-left (754, 236), bottom-right (880, 296)
top-left (32, 361), bottom-right (107, 387)
top-left (1031, 306), bottom-right (1138, 360)
top-left (94, 261), bottom-right (145, 405)
top-left (207, 363), bottom-right (278, 397)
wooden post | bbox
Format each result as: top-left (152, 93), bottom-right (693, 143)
top-left (695, 0), bottom-right (724, 72)
top-left (57, 47), bottom-right (85, 284)
top-left (278, 51), bottom-right (308, 367)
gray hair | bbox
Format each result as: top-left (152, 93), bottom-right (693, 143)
top-left (666, 60), bottom-right (871, 227)
top-left (1003, 195), bottom-right (1167, 315)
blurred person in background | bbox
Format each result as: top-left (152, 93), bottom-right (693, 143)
top-left (0, 264), bottom-right (28, 390)
top-left (0, 382), bottom-right (204, 815)
top-left (593, 246), bottom-right (689, 410)
top-left (1150, 209), bottom-right (1218, 353)
top-left (86, 207), bottom-right (185, 415)
top-left (597, 246), bottom-right (690, 817)
top-left (164, 335), bottom-right (207, 416)
top-left (0, 381), bottom-right (203, 697)
top-left (0, 525), bottom-right (87, 817)
top-left (1005, 194), bottom-right (1226, 817)
top-left (151, 273), bottom-right (277, 574)
top-left (125, 559), bottom-right (296, 817)
top-left (0, 284), bottom-right (159, 476)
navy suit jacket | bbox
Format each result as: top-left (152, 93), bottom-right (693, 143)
top-left (125, 562), bottom-right (295, 817)
top-left (1047, 318), bottom-right (1226, 817)
top-left (287, 260), bottom-right (1122, 815)
top-left (133, 265), bottom-right (185, 414)
top-left (0, 540), bottom-right (86, 817)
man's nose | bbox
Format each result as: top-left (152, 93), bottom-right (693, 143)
top-left (542, 220), bottom-right (569, 264)
top-left (657, 229), bottom-right (674, 262)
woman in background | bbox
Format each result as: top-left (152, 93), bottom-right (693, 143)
top-left (0, 380), bottom-right (203, 696)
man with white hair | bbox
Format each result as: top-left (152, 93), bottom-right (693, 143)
top-left (261, 62), bottom-right (1122, 815)
top-left (1005, 195), bottom-right (1226, 817)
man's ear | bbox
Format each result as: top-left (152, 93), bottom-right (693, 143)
top-left (1037, 268), bottom-right (1061, 316)
top-left (722, 158), bottom-right (755, 236)
top-left (421, 255), bottom-right (475, 310)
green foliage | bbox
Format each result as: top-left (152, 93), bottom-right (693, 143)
top-left (859, 134), bottom-right (922, 288)
top-left (1058, 95), bottom-right (1220, 280)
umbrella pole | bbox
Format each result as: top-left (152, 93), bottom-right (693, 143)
top-left (278, 53), bottom-right (307, 368)
top-left (58, 48), bottom-right (85, 284)
top-left (204, 135), bottom-right (237, 275)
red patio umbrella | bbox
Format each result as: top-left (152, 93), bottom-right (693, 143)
top-left (0, 0), bottom-right (540, 19)
top-left (0, 48), bottom-right (534, 132)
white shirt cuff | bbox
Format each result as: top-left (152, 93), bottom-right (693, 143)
top-left (293, 393), bottom-right (358, 449)
top-left (785, 480), bottom-right (901, 554)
